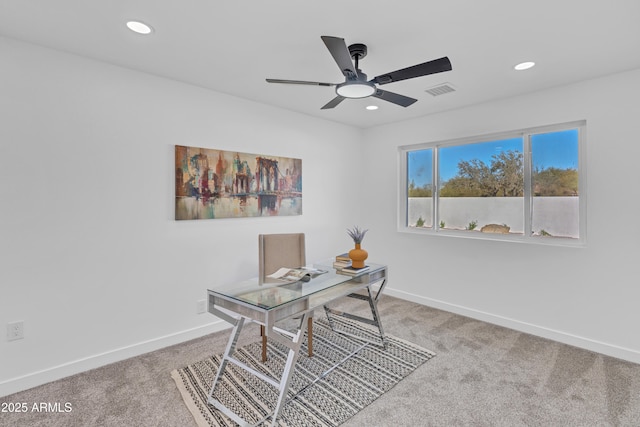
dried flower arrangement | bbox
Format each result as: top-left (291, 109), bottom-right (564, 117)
top-left (346, 226), bottom-right (368, 244)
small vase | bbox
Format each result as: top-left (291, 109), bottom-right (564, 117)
top-left (349, 243), bottom-right (368, 269)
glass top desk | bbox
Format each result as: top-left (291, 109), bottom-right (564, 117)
top-left (206, 262), bottom-right (388, 426)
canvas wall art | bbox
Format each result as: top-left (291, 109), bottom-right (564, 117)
top-left (175, 145), bottom-right (302, 220)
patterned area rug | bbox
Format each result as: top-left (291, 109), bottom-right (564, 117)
top-left (172, 317), bottom-right (435, 426)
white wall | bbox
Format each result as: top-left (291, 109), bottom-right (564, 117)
top-left (0, 37), bottom-right (364, 396)
top-left (2, 34), bottom-right (639, 398)
top-left (362, 68), bottom-right (640, 363)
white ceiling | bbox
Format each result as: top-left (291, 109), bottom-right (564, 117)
top-left (1, 0), bottom-right (639, 129)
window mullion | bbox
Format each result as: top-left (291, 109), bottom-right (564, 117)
top-left (523, 134), bottom-right (533, 239)
top-left (400, 150), bottom-right (409, 229)
top-left (433, 147), bottom-right (439, 231)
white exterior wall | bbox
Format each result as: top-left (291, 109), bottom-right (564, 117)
top-left (408, 197), bottom-right (579, 237)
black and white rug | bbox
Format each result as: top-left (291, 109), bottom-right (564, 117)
top-left (172, 317), bottom-right (435, 426)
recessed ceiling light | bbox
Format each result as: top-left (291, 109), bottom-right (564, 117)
top-left (514, 61), bottom-right (535, 71)
top-left (126, 21), bottom-right (153, 35)
top-left (366, 105), bottom-right (379, 110)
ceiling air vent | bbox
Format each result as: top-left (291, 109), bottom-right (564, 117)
top-left (425, 83), bottom-right (456, 97)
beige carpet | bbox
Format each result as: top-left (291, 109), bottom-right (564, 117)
top-left (172, 318), bottom-right (435, 426)
top-left (2, 296), bottom-right (640, 426)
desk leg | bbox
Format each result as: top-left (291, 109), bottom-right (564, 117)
top-left (308, 316), bottom-right (313, 357)
top-left (366, 285), bottom-right (387, 349)
top-left (324, 279), bottom-right (387, 348)
top-left (207, 315), bottom-right (245, 404)
top-left (266, 311), bottom-right (311, 425)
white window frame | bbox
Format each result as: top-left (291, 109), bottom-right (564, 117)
top-left (398, 121), bottom-right (587, 247)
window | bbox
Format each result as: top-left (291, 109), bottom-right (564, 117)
top-left (399, 121), bottom-right (585, 246)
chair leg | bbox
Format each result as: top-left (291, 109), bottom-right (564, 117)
top-left (260, 325), bottom-right (267, 362)
top-left (308, 317), bottom-right (313, 357)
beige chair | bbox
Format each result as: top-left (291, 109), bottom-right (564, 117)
top-left (258, 233), bottom-right (313, 362)
top-left (258, 233), bottom-right (306, 282)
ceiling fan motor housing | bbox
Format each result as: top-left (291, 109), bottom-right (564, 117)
top-left (348, 43), bottom-right (368, 60)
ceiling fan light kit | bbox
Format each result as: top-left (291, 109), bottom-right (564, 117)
top-left (336, 79), bottom-right (376, 98)
top-left (266, 35), bottom-right (452, 110)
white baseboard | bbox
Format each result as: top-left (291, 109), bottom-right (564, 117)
top-left (0, 320), bottom-right (229, 398)
top-left (384, 287), bottom-right (640, 365)
top-left (4, 290), bottom-right (639, 398)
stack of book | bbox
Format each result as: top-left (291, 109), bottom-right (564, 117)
top-left (333, 253), bottom-right (369, 276)
top-left (337, 264), bottom-right (370, 276)
top-left (332, 253), bottom-right (352, 269)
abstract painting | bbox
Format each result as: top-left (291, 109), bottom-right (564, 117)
top-left (175, 145), bottom-right (302, 220)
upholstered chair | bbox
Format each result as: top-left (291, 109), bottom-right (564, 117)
top-left (258, 233), bottom-right (313, 361)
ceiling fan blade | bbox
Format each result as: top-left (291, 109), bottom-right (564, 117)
top-left (321, 36), bottom-right (357, 78)
top-left (372, 89), bottom-right (417, 107)
top-left (372, 57), bottom-right (452, 85)
top-left (321, 96), bottom-right (346, 110)
top-left (266, 78), bottom-right (335, 87)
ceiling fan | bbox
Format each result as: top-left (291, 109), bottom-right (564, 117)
top-left (266, 36), bottom-right (452, 110)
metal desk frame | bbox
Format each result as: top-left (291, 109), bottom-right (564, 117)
top-left (206, 264), bottom-right (387, 426)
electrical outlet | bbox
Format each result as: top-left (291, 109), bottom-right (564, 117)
top-left (197, 299), bottom-right (207, 314)
top-left (7, 321), bottom-right (24, 341)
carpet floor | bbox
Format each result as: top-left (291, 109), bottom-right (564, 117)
top-left (2, 295), bottom-right (640, 426)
